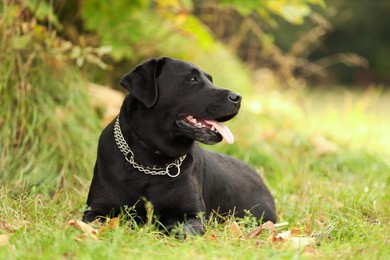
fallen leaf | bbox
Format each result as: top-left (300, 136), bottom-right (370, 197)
top-left (99, 217), bottom-right (120, 232)
top-left (291, 226), bottom-right (312, 236)
top-left (244, 221), bottom-right (276, 239)
top-left (262, 221), bottom-right (277, 233)
top-left (273, 230), bottom-right (292, 240)
top-left (270, 229), bottom-right (316, 249)
top-left (0, 220), bottom-right (29, 233)
top-left (304, 226), bottom-right (312, 235)
top-left (289, 236), bottom-right (316, 248)
top-left (226, 221), bottom-right (242, 237)
top-left (0, 234), bottom-right (9, 247)
top-left (206, 232), bottom-right (218, 241)
top-left (68, 220), bottom-right (98, 240)
top-left (290, 227), bottom-right (299, 236)
top-left (244, 227), bottom-right (262, 239)
top-left (0, 221), bottom-right (14, 233)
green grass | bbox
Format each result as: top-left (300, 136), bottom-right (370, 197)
top-left (1, 86), bottom-right (389, 259)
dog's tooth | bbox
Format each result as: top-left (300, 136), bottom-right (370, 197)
top-left (211, 126), bottom-right (215, 131)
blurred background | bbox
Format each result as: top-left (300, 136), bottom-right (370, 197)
top-left (1, 0), bottom-right (389, 188)
top-left (53, 0), bottom-right (390, 88)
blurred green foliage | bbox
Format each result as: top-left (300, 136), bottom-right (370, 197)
top-left (25, 0), bottom-right (62, 29)
top-left (0, 2), bottom-right (101, 188)
top-left (80, 0), bottom-right (324, 61)
top-left (317, 0), bottom-right (390, 85)
top-left (254, 0), bottom-right (390, 86)
top-left (73, 0), bottom-right (324, 90)
top-left (82, 0), bottom-right (159, 61)
top-left (220, 0), bottom-right (325, 24)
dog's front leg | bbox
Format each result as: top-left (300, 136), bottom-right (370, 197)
top-left (164, 214), bottom-right (205, 238)
top-left (182, 217), bottom-right (205, 236)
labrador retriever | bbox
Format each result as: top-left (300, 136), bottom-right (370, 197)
top-left (83, 57), bottom-right (276, 235)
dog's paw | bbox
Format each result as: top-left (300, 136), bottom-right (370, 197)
top-left (182, 219), bottom-right (205, 236)
top-left (169, 219), bottom-right (205, 240)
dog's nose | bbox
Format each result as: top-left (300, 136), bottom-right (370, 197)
top-left (228, 92), bottom-right (241, 104)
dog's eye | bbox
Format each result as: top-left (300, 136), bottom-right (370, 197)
top-left (188, 76), bottom-right (198, 83)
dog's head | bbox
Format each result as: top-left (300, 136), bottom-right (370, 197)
top-left (120, 57), bottom-right (241, 155)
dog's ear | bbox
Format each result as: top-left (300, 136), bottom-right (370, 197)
top-left (120, 57), bottom-right (166, 108)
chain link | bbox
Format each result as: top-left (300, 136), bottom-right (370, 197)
top-left (113, 116), bottom-right (186, 177)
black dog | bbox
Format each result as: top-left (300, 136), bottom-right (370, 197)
top-left (83, 57), bottom-right (276, 234)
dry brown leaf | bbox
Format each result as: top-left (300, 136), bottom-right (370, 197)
top-left (68, 220), bottom-right (98, 240)
top-left (290, 227), bottom-right (299, 236)
top-left (262, 221), bottom-right (277, 233)
top-left (0, 220), bottom-right (29, 233)
top-left (311, 134), bottom-right (338, 155)
top-left (0, 221), bottom-right (14, 233)
top-left (273, 230), bottom-right (292, 241)
top-left (244, 227), bottom-right (263, 239)
top-left (99, 217), bottom-right (120, 232)
top-left (206, 232), bottom-right (218, 241)
top-left (304, 226), bottom-right (312, 235)
top-left (244, 221), bottom-right (276, 239)
top-left (226, 221), bottom-right (242, 237)
top-left (0, 234), bottom-right (9, 247)
top-left (291, 226), bottom-right (312, 236)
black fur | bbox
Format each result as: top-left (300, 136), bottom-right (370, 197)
top-left (83, 57), bottom-right (276, 235)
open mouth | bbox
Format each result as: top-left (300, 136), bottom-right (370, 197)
top-left (176, 114), bottom-right (235, 144)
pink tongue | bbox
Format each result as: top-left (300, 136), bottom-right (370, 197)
top-left (204, 119), bottom-right (234, 144)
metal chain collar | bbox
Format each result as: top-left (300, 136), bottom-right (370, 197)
top-left (113, 116), bottom-right (187, 178)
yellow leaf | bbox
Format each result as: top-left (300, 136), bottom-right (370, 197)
top-left (289, 236), bottom-right (316, 248)
top-left (68, 220), bottom-right (98, 240)
top-left (270, 228), bottom-right (316, 249)
top-left (99, 217), bottom-right (120, 232)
